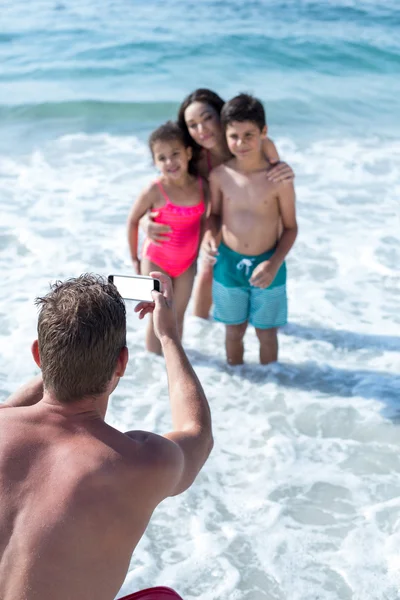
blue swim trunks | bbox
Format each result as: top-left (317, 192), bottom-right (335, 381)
top-left (213, 242), bottom-right (287, 329)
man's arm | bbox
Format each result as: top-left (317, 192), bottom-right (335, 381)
top-left (133, 272), bottom-right (213, 498)
top-left (161, 336), bottom-right (213, 495)
top-left (1, 375), bottom-right (43, 408)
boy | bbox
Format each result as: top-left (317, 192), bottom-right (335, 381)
top-left (203, 93), bottom-right (298, 365)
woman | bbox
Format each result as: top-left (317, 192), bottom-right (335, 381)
top-left (143, 89), bottom-right (294, 319)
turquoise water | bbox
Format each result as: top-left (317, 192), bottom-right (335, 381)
top-left (1, 2), bottom-right (400, 599)
top-left (1, 0), bottom-right (400, 139)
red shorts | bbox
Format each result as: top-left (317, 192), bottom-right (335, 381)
top-left (118, 587), bottom-right (183, 600)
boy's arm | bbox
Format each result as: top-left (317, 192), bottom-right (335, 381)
top-left (271, 181), bottom-right (298, 268)
top-left (250, 181), bottom-right (297, 289)
top-left (127, 186), bottom-right (156, 273)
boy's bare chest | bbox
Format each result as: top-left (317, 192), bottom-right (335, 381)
top-left (221, 172), bottom-right (277, 213)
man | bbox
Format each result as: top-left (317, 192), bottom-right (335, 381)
top-left (0, 271), bottom-right (213, 600)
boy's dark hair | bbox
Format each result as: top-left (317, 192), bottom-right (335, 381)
top-left (177, 88), bottom-right (225, 165)
top-left (35, 274), bottom-right (126, 403)
top-left (221, 93), bottom-right (266, 131)
top-left (148, 120), bottom-right (197, 175)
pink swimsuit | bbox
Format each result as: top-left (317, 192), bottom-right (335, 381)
top-left (143, 178), bottom-right (205, 278)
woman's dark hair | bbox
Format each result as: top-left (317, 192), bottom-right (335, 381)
top-left (177, 89), bottom-right (225, 165)
top-left (148, 120), bottom-right (197, 175)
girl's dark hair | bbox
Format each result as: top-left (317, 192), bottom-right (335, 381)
top-left (148, 120), bottom-right (197, 175)
top-left (177, 88), bottom-right (225, 165)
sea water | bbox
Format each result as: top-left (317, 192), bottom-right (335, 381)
top-left (1, 1), bottom-right (399, 598)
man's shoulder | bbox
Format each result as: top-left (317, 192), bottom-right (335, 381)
top-left (123, 430), bottom-right (183, 499)
top-left (124, 430), bottom-right (183, 469)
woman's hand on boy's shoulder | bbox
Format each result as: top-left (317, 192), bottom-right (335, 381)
top-left (267, 161), bottom-right (295, 183)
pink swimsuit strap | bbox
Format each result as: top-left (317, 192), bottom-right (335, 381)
top-left (155, 176), bottom-right (204, 210)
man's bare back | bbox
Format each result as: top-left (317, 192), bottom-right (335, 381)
top-left (0, 273), bottom-right (212, 600)
top-left (0, 404), bottom-right (173, 600)
top-left (210, 159), bottom-right (284, 256)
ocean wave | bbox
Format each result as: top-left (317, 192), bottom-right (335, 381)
top-left (0, 100), bottom-right (179, 124)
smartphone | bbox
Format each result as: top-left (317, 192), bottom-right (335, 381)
top-left (108, 274), bottom-right (161, 302)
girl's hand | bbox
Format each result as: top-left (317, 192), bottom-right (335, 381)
top-left (141, 212), bottom-right (172, 246)
top-left (267, 161), bottom-right (295, 183)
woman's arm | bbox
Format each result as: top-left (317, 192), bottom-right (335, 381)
top-left (264, 137), bottom-right (280, 163)
top-left (197, 178), bottom-right (210, 248)
top-left (139, 212), bottom-right (172, 245)
top-left (263, 137), bottom-right (295, 183)
top-left (201, 171), bottom-right (223, 264)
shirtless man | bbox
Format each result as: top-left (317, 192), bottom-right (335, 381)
top-left (0, 272), bottom-right (213, 600)
top-left (203, 94), bottom-right (298, 365)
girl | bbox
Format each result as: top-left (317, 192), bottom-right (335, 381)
top-left (128, 121), bottom-right (207, 354)
top-left (143, 89), bottom-right (295, 319)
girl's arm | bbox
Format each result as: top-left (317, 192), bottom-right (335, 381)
top-left (263, 137), bottom-right (295, 183)
top-left (127, 185), bottom-right (157, 273)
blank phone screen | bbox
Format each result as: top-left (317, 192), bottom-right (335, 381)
top-left (110, 275), bottom-right (156, 302)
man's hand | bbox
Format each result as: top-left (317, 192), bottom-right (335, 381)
top-left (201, 233), bottom-right (219, 265)
top-left (134, 272), bottom-right (178, 342)
top-left (141, 212), bottom-right (172, 246)
top-left (250, 260), bottom-right (279, 289)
